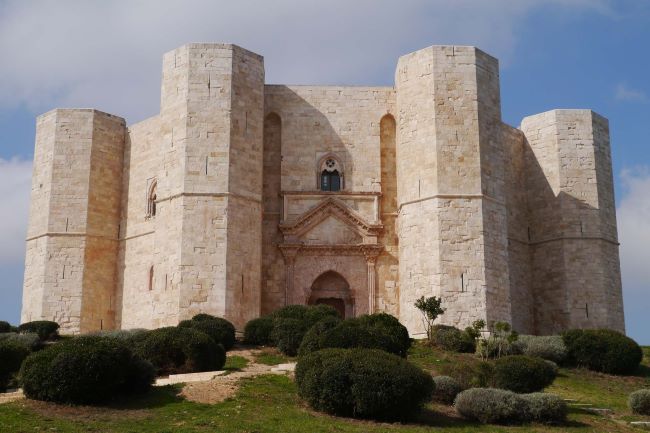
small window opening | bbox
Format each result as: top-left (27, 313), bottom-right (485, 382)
top-left (148, 266), bottom-right (154, 291)
top-left (319, 157), bottom-right (342, 191)
top-left (147, 180), bottom-right (158, 218)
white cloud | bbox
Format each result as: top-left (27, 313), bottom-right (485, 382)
top-left (0, 158), bottom-right (32, 264)
top-left (618, 167), bottom-right (650, 294)
top-left (0, 0), bottom-right (612, 123)
top-left (615, 83), bottom-right (648, 103)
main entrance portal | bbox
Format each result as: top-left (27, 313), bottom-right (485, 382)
top-left (308, 271), bottom-right (353, 318)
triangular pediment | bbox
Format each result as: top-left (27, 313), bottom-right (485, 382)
top-left (300, 215), bottom-right (363, 245)
top-left (279, 197), bottom-right (382, 239)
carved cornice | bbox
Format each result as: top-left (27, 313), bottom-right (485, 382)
top-left (279, 197), bottom-right (383, 238)
top-left (278, 243), bottom-right (384, 257)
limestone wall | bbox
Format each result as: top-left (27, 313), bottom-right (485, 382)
top-left (22, 109), bottom-right (125, 333)
top-left (396, 46), bottom-right (511, 335)
top-left (521, 109), bottom-right (624, 334)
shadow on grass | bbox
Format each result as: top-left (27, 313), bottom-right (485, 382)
top-left (106, 384), bottom-right (185, 410)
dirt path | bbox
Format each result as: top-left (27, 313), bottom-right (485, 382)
top-left (179, 347), bottom-right (295, 404)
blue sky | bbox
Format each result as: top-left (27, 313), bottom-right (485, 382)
top-left (0, 0), bottom-right (649, 342)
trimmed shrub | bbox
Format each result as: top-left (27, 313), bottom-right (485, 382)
top-left (562, 329), bottom-right (642, 374)
top-left (520, 393), bottom-right (567, 424)
top-left (0, 332), bottom-right (42, 352)
top-left (0, 340), bottom-right (30, 391)
top-left (455, 389), bottom-right (567, 424)
top-left (455, 388), bottom-right (528, 424)
top-left (629, 389), bottom-right (650, 415)
top-left (439, 360), bottom-right (494, 390)
top-left (297, 316), bottom-right (341, 356)
top-left (272, 318), bottom-right (305, 356)
top-left (268, 304), bottom-right (340, 356)
top-left (432, 325), bottom-right (475, 353)
top-left (89, 328), bottom-right (148, 341)
top-left (492, 355), bottom-right (556, 393)
top-left (514, 335), bottom-right (567, 364)
top-left (243, 317), bottom-right (274, 345)
top-left (298, 313), bottom-right (410, 357)
top-left (0, 321), bottom-right (11, 333)
top-left (18, 321), bottom-right (59, 341)
top-left (296, 348), bottom-right (434, 421)
top-left (179, 314), bottom-right (236, 350)
top-left (20, 336), bottom-right (153, 404)
top-left (133, 326), bottom-right (225, 375)
top-left (432, 376), bottom-right (461, 404)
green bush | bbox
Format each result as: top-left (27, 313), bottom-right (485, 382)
top-left (0, 340), bottom-right (30, 391)
top-left (454, 388), bottom-right (528, 424)
top-left (514, 335), bottom-right (567, 364)
top-left (89, 328), bottom-right (148, 341)
top-left (455, 388), bottom-right (567, 424)
top-left (562, 329), bottom-right (642, 374)
top-left (179, 314), bottom-right (236, 350)
top-left (267, 304), bottom-right (340, 355)
top-left (492, 355), bottom-right (556, 393)
top-left (432, 376), bottom-right (461, 404)
top-left (296, 348), bottom-right (434, 421)
top-left (18, 321), bottom-right (59, 341)
top-left (432, 325), bottom-right (475, 353)
top-left (20, 336), bottom-right (153, 404)
top-left (0, 332), bottom-right (42, 352)
top-left (439, 360), bottom-right (494, 390)
top-left (298, 313), bottom-right (410, 357)
top-left (272, 318), bottom-right (305, 356)
top-left (297, 316), bottom-right (341, 356)
top-left (133, 327), bottom-right (225, 375)
top-left (629, 389), bottom-right (650, 415)
top-left (243, 317), bottom-right (274, 345)
top-left (520, 393), bottom-right (567, 424)
top-left (0, 321), bottom-right (11, 333)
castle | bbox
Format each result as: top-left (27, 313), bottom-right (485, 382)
top-left (21, 43), bottom-right (626, 336)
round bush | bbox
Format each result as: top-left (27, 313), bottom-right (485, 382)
top-left (562, 329), bottom-right (642, 375)
top-left (272, 318), bottom-right (305, 356)
top-left (268, 304), bottom-right (340, 356)
top-left (0, 340), bottom-right (30, 391)
top-left (0, 332), bottom-right (42, 352)
top-left (439, 360), bottom-right (494, 390)
top-left (18, 321), bottom-right (59, 341)
top-left (520, 393), bottom-right (567, 424)
top-left (432, 376), bottom-right (461, 404)
top-left (492, 355), bottom-right (556, 393)
top-left (20, 336), bottom-right (153, 404)
top-left (298, 313), bottom-right (410, 357)
top-left (629, 389), bottom-right (650, 415)
top-left (296, 348), bottom-right (434, 421)
top-left (243, 316), bottom-right (274, 345)
top-left (0, 321), bottom-right (11, 333)
top-left (432, 325), bottom-right (475, 353)
top-left (133, 327), bottom-right (225, 375)
top-left (297, 316), bottom-right (341, 356)
top-left (454, 388), bottom-right (528, 424)
top-left (514, 335), bottom-right (567, 364)
top-left (89, 328), bottom-right (148, 341)
top-left (179, 314), bottom-right (236, 350)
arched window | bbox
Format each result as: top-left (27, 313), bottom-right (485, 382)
top-left (146, 180), bottom-right (157, 218)
top-left (318, 156), bottom-right (343, 192)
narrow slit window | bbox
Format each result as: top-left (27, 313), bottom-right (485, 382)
top-left (148, 266), bottom-right (154, 291)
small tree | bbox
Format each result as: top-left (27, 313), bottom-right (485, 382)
top-left (414, 296), bottom-right (445, 341)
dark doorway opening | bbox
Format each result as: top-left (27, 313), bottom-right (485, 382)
top-left (314, 297), bottom-right (345, 318)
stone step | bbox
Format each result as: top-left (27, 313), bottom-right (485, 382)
top-left (630, 421), bottom-right (650, 429)
top-left (585, 408), bottom-right (612, 415)
top-left (154, 370), bottom-right (227, 386)
top-left (270, 363), bottom-right (296, 373)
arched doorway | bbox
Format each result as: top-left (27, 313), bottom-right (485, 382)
top-left (308, 271), bottom-right (353, 318)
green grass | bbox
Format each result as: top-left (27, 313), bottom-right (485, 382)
top-left (1, 344), bottom-right (650, 432)
top-left (223, 355), bottom-right (248, 372)
top-left (254, 349), bottom-right (290, 366)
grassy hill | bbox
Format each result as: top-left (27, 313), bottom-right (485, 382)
top-left (0, 343), bottom-right (649, 432)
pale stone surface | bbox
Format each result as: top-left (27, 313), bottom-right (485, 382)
top-left (22, 43), bottom-right (625, 336)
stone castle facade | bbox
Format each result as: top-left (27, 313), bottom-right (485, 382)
top-left (21, 43), bottom-right (625, 336)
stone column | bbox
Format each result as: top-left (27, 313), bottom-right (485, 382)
top-left (279, 246), bottom-right (300, 306)
top-left (363, 246), bottom-right (381, 314)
